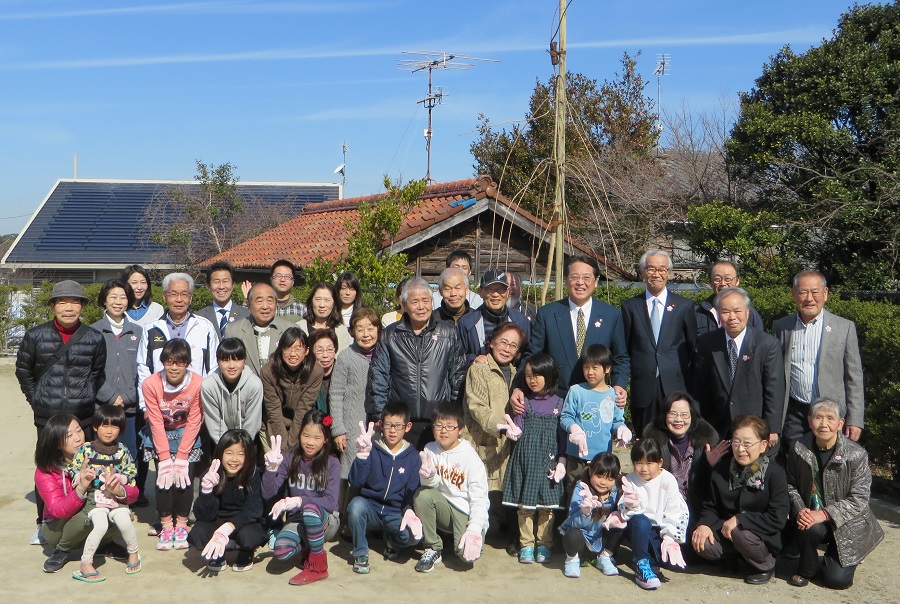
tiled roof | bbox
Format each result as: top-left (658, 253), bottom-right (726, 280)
top-left (202, 175), bottom-right (630, 279)
top-left (3, 179), bottom-right (340, 266)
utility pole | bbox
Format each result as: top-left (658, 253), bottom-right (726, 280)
top-left (552, 0), bottom-right (567, 301)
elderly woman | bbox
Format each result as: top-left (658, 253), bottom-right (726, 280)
top-left (785, 397), bottom-right (883, 589)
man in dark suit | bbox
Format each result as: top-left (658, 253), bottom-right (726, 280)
top-left (692, 287), bottom-right (785, 445)
top-left (512, 256), bottom-right (630, 412)
top-left (622, 250), bottom-right (697, 436)
top-left (196, 261), bottom-right (249, 337)
top-left (773, 270), bottom-right (864, 449)
top-left (695, 260), bottom-right (763, 336)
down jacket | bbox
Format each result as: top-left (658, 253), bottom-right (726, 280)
top-left (785, 432), bottom-right (884, 567)
top-left (16, 320), bottom-right (106, 427)
top-left (366, 314), bottom-right (466, 423)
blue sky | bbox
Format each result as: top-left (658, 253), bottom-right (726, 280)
top-left (0, 0), bottom-right (875, 234)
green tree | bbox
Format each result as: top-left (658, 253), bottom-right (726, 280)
top-left (727, 3), bottom-right (900, 288)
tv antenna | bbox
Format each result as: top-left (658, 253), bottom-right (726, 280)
top-left (654, 53), bottom-right (670, 155)
top-left (333, 141), bottom-right (348, 187)
top-left (398, 50), bottom-right (499, 182)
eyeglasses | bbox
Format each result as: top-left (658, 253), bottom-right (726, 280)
top-left (731, 440), bottom-right (762, 450)
top-left (163, 359), bottom-right (189, 367)
top-left (272, 274), bottom-right (294, 281)
top-left (494, 338), bottom-right (520, 351)
top-left (433, 424), bottom-right (459, 433)
top-left (566, 274), bottom-right (596, 284)
top-left (712, 276), bottom-right (736, 285)
top-left (382, 422), bottom-right (409, 431)
top-left (644, 267), bottom-right (669, 275)
top-left (164, 291), bottom-right (191, 299)
top-left (313, 346), bottom-right (336, 355)
top-left (666, 411), bottom-right (691, 420)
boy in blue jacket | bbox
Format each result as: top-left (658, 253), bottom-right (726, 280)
top-left (347, 401), bottom-right (422, 574)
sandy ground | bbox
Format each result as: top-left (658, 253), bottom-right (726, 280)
top-left (1, 360), bottom-right (899, 603)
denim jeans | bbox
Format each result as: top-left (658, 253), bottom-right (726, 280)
top-left (347, 496), bottom-right (417, 558)
top-left (626, 513), bottom-right (662, 564)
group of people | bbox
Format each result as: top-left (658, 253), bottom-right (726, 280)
top-left (19, 249), bottom-right (883, 590)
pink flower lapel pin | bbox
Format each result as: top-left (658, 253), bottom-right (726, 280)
top-left (552, 408), bottom-right (560, 415)
top-left (666, 304), bottom-right (675, 312)
top-left (833, 455), bottom-right (843, 462)
top-left (398, 467), bottom-right (406, 474)
top-left (432, 333), bottom-right (439, 341)
top-left (742, 354), bottom-right (751, 362)
top-left (825, 325), bottom-right (832, 333)
top-left (594, 319), bottom-right (602, 328)
top-left (130, 335), bottom-right (137, 341)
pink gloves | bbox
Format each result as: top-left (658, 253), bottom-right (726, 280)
top-left (264, 435), bottom-right (283, 472)
top-left (202, 524), bottom-right (234, 560)
top-left (616, 425), bottom-right (633, 448)
top-left (603, 511), bottom-right (628, 529)
top-left (173, 458), bottom-right (191, 489)
top-left (419, 451), bottom-right (436, 479)
top-left (620, 476), bottom-right (641, 511)
top-left (496, 414), bottom-right (522, 441)
top-left (399, 509), bottom-right (423, 540)
top-left (156, 458), bottom-right (174, 490)
top-left (356, 421), bottom-right (375, 459)
top-left (458, 530), bottom-right (483, 562)
top-left (568, 424), bottom-right (588, 457)
top-left (270, 496), bottom-right (304, 519)
top-left (201, 460), bottom-right (221, 494)
top-left (661, 536), bottom-right (686, 568)
top-left (578, 484), bottom-right (602, 516)
top-left (548, 461), bottom-right (567, 483)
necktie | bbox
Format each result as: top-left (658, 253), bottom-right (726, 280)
top-left (650, 298), bottom-right (662, 343)
top-left (218, 309), bottom-right (228, 337)
top-left (576, 308), bottom-right (586, 356)
top-left (729, 338), bottom-right (738, 381)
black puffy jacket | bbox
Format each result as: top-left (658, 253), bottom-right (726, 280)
top-left (366, 315), bottom-right (465, 423)
top-left (16, 320), bottom-right (106, 427)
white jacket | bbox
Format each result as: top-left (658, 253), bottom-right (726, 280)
top-left (420, 438), bottom-right (490, 535)
top-left (200, 366), bottom-right (264, 444)
top-left (619, 469), bottom-right (690, 543)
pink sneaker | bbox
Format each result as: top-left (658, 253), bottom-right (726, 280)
top-left (173, 527), bottom-right (190, 550)
top-left (157, 527), bottom-right (175, 551)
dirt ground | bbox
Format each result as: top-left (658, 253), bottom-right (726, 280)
top-left (1, 360), bottom-right (899, 603)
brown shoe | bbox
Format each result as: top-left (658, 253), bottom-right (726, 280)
top-left (788, 574), bottom-right (809, 587)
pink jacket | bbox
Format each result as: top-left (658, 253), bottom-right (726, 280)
top-left (142, 371), bottom-right (203, 461)
top-left (34, 466), bottom-right (138, 521)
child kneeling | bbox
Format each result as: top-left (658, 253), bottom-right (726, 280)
top-left (413, 403), bottom-right (489, 573)
top-left (347, 401), bottom-right (423, 574)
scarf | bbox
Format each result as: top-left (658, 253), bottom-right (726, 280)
top-left (729, 454), bottom-right (769, 491)
top-left (480, 304), bottom-right (509, 344)
top-left (439, 300), bottom-right (469, 323)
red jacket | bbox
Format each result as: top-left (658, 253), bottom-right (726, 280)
top-left (34, 466), bottom-right (138, 522)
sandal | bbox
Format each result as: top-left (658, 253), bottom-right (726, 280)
top-left (72, 570), bottom-right (106, 583)
top-left (126, 556), bottom-right (142, 575)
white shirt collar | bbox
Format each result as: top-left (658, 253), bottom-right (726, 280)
top-left (645, 288), bottom-right (668, 308)
top-left (726, 328), bottom-right (747, 353)
top-left (568, 296), bottom-right (592, 318)
top-left (214, 300), bottom-right (233, 314)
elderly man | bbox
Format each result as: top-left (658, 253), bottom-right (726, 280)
top-left (692, 287), bottom-right (785, 444)
top-left (17, 279), bottom-right (107, 544)
top-left (621, 250), bottom-right (697, 436)
top-left (773, 270), bottom-right (864, 448)
top-left (695, 261), bottom-right (764, 336)
top-left (458, 268), bottom-right (530, 366)
top-left (431, 250), bottom-right (482, 311)
top-left (197, 261), bottom-right (250, 337)
top-left (434, 267), bottom-right (475, 324)
top-left (225, 283), bottom-right (296, 375)
top-left (505, 270), bottom-right (537, 321)
top-left (367, 276), bottom-right (466, 448)
top-left (136, 272), bottom-right (219, 407)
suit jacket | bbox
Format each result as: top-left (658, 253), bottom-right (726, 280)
top-left (224, 316), bottom-right (296, 376)
top-left (695, 294), bottom-right (763, 336)
top-left (772, 309), bottom-right (864, 428)
top-left (621, 290), bottom-right (697, 409)
top-left (196, 303), bottom-right (250, 336)
top-left (692, 327), bottom-right (785, 439)
top-left (529, 297), bottom-right (630, 397)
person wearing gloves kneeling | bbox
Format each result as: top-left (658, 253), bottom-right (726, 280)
top-left (413, 403), bottom-right (490, 573)
top-left (347, 401), bottom-right (423, 574)
top-left (189, 429), bottom-right (266, 572)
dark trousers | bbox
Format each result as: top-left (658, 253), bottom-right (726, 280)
top-left (795, 522), bottom-right (856, 589)
top-left (781, 398), bottom-right (811, 457)
top-left (187, 519), bottom-right (267, 554)
top-left (632, 377), bottom-right (664, 439)
top-left (407, 421), bottom-right (436, 451)
top-left (155, 464), bottom-right (195, 520)
top-left (695, 526), bottom-right (775, 572)
top-left (562, 527), bottom-right (615, 558)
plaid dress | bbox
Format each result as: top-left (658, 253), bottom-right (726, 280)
top-left (502, 397), bottom-right (565, 509)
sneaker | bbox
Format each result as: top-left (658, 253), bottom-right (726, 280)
top-left (147, 521), bottom-right (162, 537)
top-left (353, 555), bottom-right (370, 574)
top-left (414, 548), bottom-right (442, 573)
top-left (535, 545), bottom-right (551, 564)
top-left (156, 527), bottom-right (175, 551)
top-left (30, 525), bottom-right (46, 546)
top-left (173, 527), bottom-right (190, 550)
top-left (564, 556), bottom-right (581, 578)
top-left (207, 557), bottom-right (227, 572)
top-left (634, 558), bottom-right (661, 590)
top-left (518, 546), bottom-right (535, 564)
top-left (383, 543), bottom-right (400, 561)
top-left (596, 553), bottom-right (619, 576)
top-left (43, 549), bottom-right (69, 573)
top-left (233, 550), bottom-right (255, 572)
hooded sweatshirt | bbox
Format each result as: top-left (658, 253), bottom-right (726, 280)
top-left (201, 366), bottom-right (264, 444)
top-left (349, 438), bottom-right (421, 514)
top-left (420, 438), bottom-right (490, 535)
